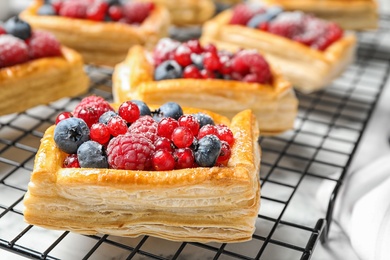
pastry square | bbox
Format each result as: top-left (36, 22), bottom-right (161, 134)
top-left (200, 6), bottom-right (357, 93)
top-left (0, 46), bottom-right (89, 116)
top-left (24, 108), bottom-right (261, 243)
top-left (113, 45), bottom-right (298, 135)
top-left (253, 0), bottom-right (378, 30)
top-left (20, 0), bottom-right (170, 67)
top-left (138, 0), bottom-right (216, 26)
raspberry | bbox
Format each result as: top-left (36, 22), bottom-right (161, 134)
top-left (152, 150), bottom-right (175, 171)
top-left (63, 154), bottom-right (80, 168)
top-left (73, 96), bottom-right (115, 128)
top-left (0, 35), bottom-right (29, 68)
top-left (230, 4), bottom-right (261, 26)
top-left (27, 31), bottom-right (62, 60)
top-left (314, 23), bottom-right (343, 51)
top-left (123, 2), bottom-right (154, 24)
top-left (55, 111), bottom-right (73, 125)
top-left (153, 38), bottom-right (180, 66)
top-left (268, 12), bottom-right (305, 38)
top-left (174, 44), bottom-right (192, 67)
top-left (231, 50), bottom-right (272, 84)
top-left (128, 116), bottom-right (158, 143)
top-left (59, 1), bottom-right (87, 19)
top-left (107, 134), bottom-right (155, 170)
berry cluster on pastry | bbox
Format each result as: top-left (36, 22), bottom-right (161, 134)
top-left (113, 38), bottom-right (298, 135)
top-left (0, 16), bottom-right (89, 116)
top-left (23, 96), bottom-right (261, 243)
top-left (20, 0), bottom-right (170, 67)
top-left (200, 3), bottom-right (357, 93)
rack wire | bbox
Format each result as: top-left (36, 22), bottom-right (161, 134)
top-left (1, 15), bottom-right (390, 260)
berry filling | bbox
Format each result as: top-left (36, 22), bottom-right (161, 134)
top-left (53, 96), bottom-right (235, 170)
top-left (153, 38), bottom-right (273, 84)
top-left (0, 16), bottom-right (62, 69)
top-left (37, 0), bottom-right (155, 25)
top-left (229, 4), bottom-right (344, 51)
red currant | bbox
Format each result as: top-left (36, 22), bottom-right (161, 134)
top-left (157, 117), bottom-right (179, 139)
top-left (51, 0), bottom-right (62, 14)
top-left (154, 137), bottom-right (174, 152)
top-left (107, 116), bottom-right (128, 137)
top-left (152, 150), bottom-right (175, 171)
top-left (55, 111), bottom-right (73, 125)
top-left (108, 5), bottom-right (123, 21)
top-left (216, 124), bottom-right (235, 146)
top-left (174, 148), bottom-right (195, 169)
top-left (63, 154), bottom-right (80, 168)
top-left (183, 65), bottom-right (202, 79)
top-left (171, 126), bottom-right (194, 148)
top-left (86, 1), bottom-right (109, 21)
top-left (186, 39), bottom-right (203, 54)
top-left (203, 51), bottom-right (222, 71)
top-left (118, 101), bottom-right (140, 123)
top-left (178, 115), bottom-right (200, 136)
top-left (203, 43), bottom-right (217, 54)
top-left (90, 123), bottom-right (111, 145)
top-left (198, 125), bottom-right (218, 139)
top-left (200, 69), bottom-right (216, 79)
top-left (0, 26), bottom-right (6, 35)
top-left (174, 44), bottom-right (192, 67)
top-left (216, 141), bottom-right (231, 165)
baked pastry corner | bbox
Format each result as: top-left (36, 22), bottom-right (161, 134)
top-left (24, 108), bottom-right (261, 243)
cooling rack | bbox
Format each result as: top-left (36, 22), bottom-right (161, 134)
top-left (1, 15), bottom-right (390, 260)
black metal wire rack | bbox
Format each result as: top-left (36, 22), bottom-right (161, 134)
top-left (1, 15), bottom-right (390, 260)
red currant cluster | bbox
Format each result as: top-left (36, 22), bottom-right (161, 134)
top-left (55, 96), bottom-right (235, 171)
top-left (38, 0), bottom-right (154, 25)
top-left (153, 38), bottom-right (273, 84)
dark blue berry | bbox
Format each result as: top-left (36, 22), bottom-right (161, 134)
top-left (266, 6), bottom-right (283, 19)
top-left (77, 141), bottom-right (108, 168)
top-left (194, 135), bottom-right (222, 167)
top-left (99, 111), bottom-right (117, 125)
top-left (37, 4), bottom-right (56, 16)
top-left (153, 102), bottom-right (183, 122)
top-left (131, 100), bottom-right (151, 116)
top-left (192, 113), bottom-right (215, 128)
top-left (4, 16), bottom-right (32, 40)
top-left (190, 53), bottom-right (204, 70)
top-left (54, 118), bottom-right (90, 154)
top-left (154, 60), bottom-right (182, 81)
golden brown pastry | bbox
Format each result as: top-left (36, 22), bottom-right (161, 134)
top-left (112, 45), bottom-right (298, 135)
top-left (20, 0), bottom-right (170, 67)
top-left (137, 0), bottom-right (216, 26)
top-left (251, 0), bottom-right (378, 30)
top-left (0, 46), bottom-right (89, 116)
top-left (200, 8), bottom-right (357, 93)
top-left (24, 108), bottom-right (261, 243)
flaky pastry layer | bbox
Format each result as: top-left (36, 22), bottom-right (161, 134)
top-left (254, 0), bottom-right (378, 30)
top-left (20, 0), bottom-right (171, 67)
top-left (24, 109), bottom-right (261, 243)
top-left (200, 9), bottom-right (357, 93)
top-left (113, 45), bottom-right (298, 135)
top-left (0, 46), bottom-right (89, 116)
top-left (138, 0), bottom-right (216, 26)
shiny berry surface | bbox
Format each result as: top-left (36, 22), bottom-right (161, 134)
top-left (174, 148), bottom-right (195, 169)
top-left (107, 116), bottom-right (128, 137)
top-left (198, 125), bottom-right (218, 140)
top-left (171, 127), bottom-right (194, 148)
top-left (118, 101), bottom-right (140, 123)
top-left (216, 141), bottom-right (231, 165)
top-left (154, 137), bottom-right (174, 152)
top-left (152, 150), bottom-right (175, 171)
top-left (55, 111), bottom-right (73, 125)
top-left (90, 123), bottom-right (111, 144)
top-left (178, 115), bottom-right (200, 136)
top-left (63, 154), bottom-right (80, 168)
top-left (157, 117), bottom-right (179, 139)
top-left (183, 65), bottom-right (202, 79)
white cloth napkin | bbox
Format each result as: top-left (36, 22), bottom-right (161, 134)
top-left (316, 153), bottom-right (390, 260)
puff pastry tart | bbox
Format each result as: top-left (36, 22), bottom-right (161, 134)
top-left (113, 38), bottom-right (298, 135)
top-left (137, 0), bottom-right (216, 26)
top-left (0, 17), bottom-right (89, 116)
top-left (24, 97), bottom-right (261, 243)
top-left (252, 0), bottom-right (378, 30)
top-left (20, 0), bottom-right (170, 67)
top-left (200, 4), bottom-right (357, 93)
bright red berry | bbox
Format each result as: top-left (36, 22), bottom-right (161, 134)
top-left (0, 35), bottom-right (29, 68)
top-left (154, 137), bottom-right (174, 152)
top-left (203, 51), bottom-right (222, 71)
top-left (183, 65), bottom-right (202, 79)
top-left (157, 117), bottom-right (179, 139)
top-left (128, 115), bottom-right (158, 143)
top-left (55, 111), bottom-right (73, 125)
top-left (152, 150), bottom-right (175, 171)
top-left (216, 124), bottom-right (235, 146)
top-left (51, 0), bottom-right (62, 14)
top-left (108, 5), bottom-right (123, 21)
top-left (86, 1), bottom-right (109, 21)
top-left (174, 44), bottom-right (192, 67)
top-left (198, 125), bottom-right (218, 140)
top-left (186, 39), bottom-right (203, 54)
top-left (59, 1), bottom-right (87, 19)
top-left (178, 115), bottom-right (200, 136)
top-left (174, 148), bottom-right (195, 169)
top-left (27, 31), bottom-right (62, 59)
top-left (73, 96), bottom-right (115, 128)
top-left (203, 43), bottom-right (217, 54)
top-left (200, 69), bottom-right (216, 79)
top-left (0, 26), bottom-right (6, 35)
top-left (118, 101), bottom-right (140, 123)
top-left (153, 38), bottom-right (180, 66)
top-left (63, 154), bottom-right (80, 168)
top-left (90, 123), bottom-right (111, 144)
top-left (107, 116), bottom-right (128, 137)
top-left (231, 50), bottom-right (272, 84)
top-left (230, 4), bottom-right (256, 25)
top-left (171, 126), bottom-right (194, 148)
top-left (123, 2), bottom-right (154, 24)
top-left (216, 141), bottom-right (231, 165)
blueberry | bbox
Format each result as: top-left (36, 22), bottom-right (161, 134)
top-left (99, 111), bottom-right (117, 124)
top-left (153, 102), bottom-right (183, 122)
top-left (4, 16), bottom-right (32, 40)
top-left (37, 4), bottom-right (56, 16)
top-left (154, 60), bottom-right (182, 81)
top-left (77, 141), bottom-right (108, 168)
top-left (266, 6), bottom-right (283, 19)
top-left (192, 113), bottom-right (215, 128)
top-left (194, 135), bottom-right (222, 167)
top-left (54, 118), bottom-right (90, 154)
top-left (131, 100), bottom-right (151, 116)
top-left (190, 53), bottom-right (204, 70)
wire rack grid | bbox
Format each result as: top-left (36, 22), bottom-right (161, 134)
top-left (1, 16), bottom-right (390, 260)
